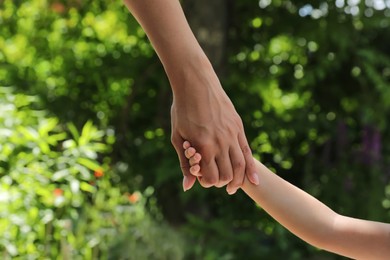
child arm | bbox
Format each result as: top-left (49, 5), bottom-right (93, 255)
top-left (183, 142), bottom-right (390, 259)
top-left (242, 160), bottom-right (390, 259)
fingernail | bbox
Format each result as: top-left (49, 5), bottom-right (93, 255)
top-left (227, 188), bottom-right (237, 195)
top-left (182, 177), bottom-right (188, 192)
top-left (252, 173), bottom-right (260, 185)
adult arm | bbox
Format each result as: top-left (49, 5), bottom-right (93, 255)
top-left (123, 0), bottom-right (259, 193)
top-left (242, 160), bottom-right (390, 259)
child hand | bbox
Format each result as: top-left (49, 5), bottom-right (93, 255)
top-left (183, 140), bottom-right (240, 194)
top-left (183, 141), bottom-right (202, 177)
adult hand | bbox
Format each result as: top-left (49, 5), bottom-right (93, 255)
top-left (123, 0), bottom-right (259, 194)
top-left (170, 66), bottom-right (259, 194)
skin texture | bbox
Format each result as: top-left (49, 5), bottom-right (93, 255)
top-left (123, 0), bottom-right (259, 193)
top-left (184, 141), bottom-right (390, 259)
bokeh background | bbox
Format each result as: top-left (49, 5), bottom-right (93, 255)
top-left (1, 0), bottom-right (390, 259)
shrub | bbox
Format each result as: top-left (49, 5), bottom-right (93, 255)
top-left (0, 87), bottom-right (185, 259)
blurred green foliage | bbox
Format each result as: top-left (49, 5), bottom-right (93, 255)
top-left (0, 87), bottom-right (185, 259)
top-left (1, 0), bottom-right (390, 259)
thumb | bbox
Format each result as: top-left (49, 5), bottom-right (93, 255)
top-left (171, 133), bottom-right (196, 191)
top-left (183, 174), bottom-right (196, 192)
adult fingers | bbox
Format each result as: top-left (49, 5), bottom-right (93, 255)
top-left (214, 151), bottom-right (233, 188)
top-left (171, 133), bottom-right (196, 191)
top-left (238, 132), bottom-right (259, 185)
top-left (226, 143), bottom-right (245, 194)
top-left (182, 174), bottom-right (196, 192)
top-left (197, 155), bottom-right (218, 188)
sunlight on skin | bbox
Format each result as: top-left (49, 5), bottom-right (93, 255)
top-left (182, 140), bottom-right (390, 259)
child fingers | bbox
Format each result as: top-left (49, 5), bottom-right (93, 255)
top-left (182, 142), bottom-right (202, 176)
top-left (184, 147), bottom-right (196, 159)
top-left (183, 141), bottom-right (191, 149)
top-left (190, 164), bottom-right (201, 176)
top-left (189, 153), bottom-right (202, 166)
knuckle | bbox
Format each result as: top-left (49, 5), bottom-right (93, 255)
top-left (215, 182), bottom-right (225, 188)
top-left (241, 145), bottom-right (252, 155)
top-left (199, 178), bottom-right (213, 188)
top-left (228, 183), bottom-right (239, 190)
top-left (229, 175), bottom-right (244, 188)
top-left (246, 157), bottom-right (255, 168)
top-left (215, 135), bottom-right (227, 147)
top-left (232, 160), bottom-right (245, 172)
top-left (199, 152), bottom-right (213, 164)
top-left (197, 140), bottom-right (211, 151)
top-left (202, 174), bottom-right (218, 186)
top-left (234, 116), bottom-right (243, 128)
top-left (219, 173), bottom-right (233, 184)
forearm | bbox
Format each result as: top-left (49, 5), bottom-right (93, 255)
top-left (242, 160), bottom-right (337, 249)
top-left (329, 215), bottom-right (390, 259)
top-left (123, 0), bottom-right (212, 93)
top-left (242, 159), bottom-right (390, 259)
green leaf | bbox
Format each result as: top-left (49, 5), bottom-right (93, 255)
top-left (38, 118), bottom-right (59, 136)
top-left (47, 132), bottom-right (67, 145)
top-left (79, 121), bottom-right (94, 146)
top-left (73, 164), bottom-right (91, 180)
top-left (17, 126), bottom-right (39, 140)
top-left (67, 122), bottom-right (80, 142)
top-left (62, 139), bottom-right (76, 149)
top-left (80, 182), bottom-right (96, 193)
top-left (52, 169), bottom-right (70, 181)
top-left (76, 157), bottom-right (100, 171)
top-left (38, 141), bottom-right (50, 154)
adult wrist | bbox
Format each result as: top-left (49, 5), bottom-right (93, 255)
top-left (164, 52), bottom-right (217, 98)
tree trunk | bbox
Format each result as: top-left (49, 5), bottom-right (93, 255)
top-left (182, 0), bottom-right (229, 77)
